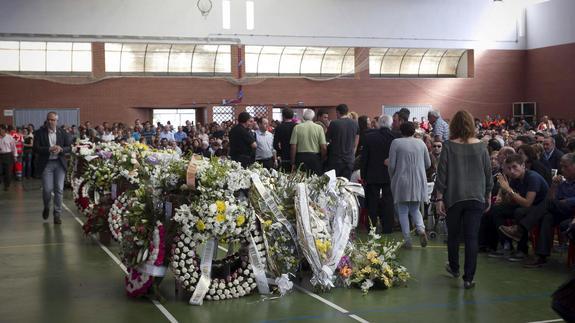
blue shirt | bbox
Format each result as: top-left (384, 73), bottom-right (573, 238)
top-left (432, 117), bottom-right (449, 142)
top-left (510, 170), bottom-right (549, 205)
top-left (556, 180), bottom-right (575, 210)
top-left (174, 131), bottom-right (187, 142)
top-left (132, 132), bottom-right (141, 141)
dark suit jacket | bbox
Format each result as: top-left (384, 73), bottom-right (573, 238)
top-left (33, 127), bottom-right (72, 175)
top-left (542, 148), bottom-right (564, 171)
top-left (360, 127), bottom-right (397, 185)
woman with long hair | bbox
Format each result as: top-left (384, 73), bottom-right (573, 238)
top-left (435, 110), bottom-right (493, 289)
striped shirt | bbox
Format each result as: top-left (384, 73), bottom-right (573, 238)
top-left (432, 117), bottom-right (450, 142)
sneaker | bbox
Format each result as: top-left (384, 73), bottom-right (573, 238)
top-left (445, 263), bottom-right (460, 278)
top-left (42, 209), bottom-right (49, 220)
top-left (508, 251), bottom-right (526, 262)
top-left (499, 225), bottom-right (523, 242)
top-left (418, 231), bottom-right (428, 248)
top-left (488, 250), bottom-right (506, 258)
top-left (464, 281), bottom-right (475, 289)
top-left (523, 257), bottom-right (547, 268)
top-left (53, 215), bottom-right (62, 225)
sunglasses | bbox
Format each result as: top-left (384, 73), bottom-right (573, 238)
top-left (433, 145), bottom-right (442, 148)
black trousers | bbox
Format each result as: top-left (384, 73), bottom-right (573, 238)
top-left (365, 183), bottom-right (395, 233)
top-left (0, 153), bottom-right (13, 189)
top-left (446, 200), bottom-right (485, 282)
top-left (256, 158), bottom-right (274, 170)
top-left (295, 153), bottom-right (322, 176)
top-left (326, 160), bottom-right (353, 180)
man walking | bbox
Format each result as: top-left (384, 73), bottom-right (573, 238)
top-left (326, 104), bottom-right (359, 179)
top-left (0, 126), bottom-right (17, 191)
top-left (34, 112), bottom-right (72, 224)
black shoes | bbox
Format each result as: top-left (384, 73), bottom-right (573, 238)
top-left (42, 209), bottom-right (50, 220)
top-left (445, 263), bottom-right (460, 278)
top-left (464, 281), bottom-right (475, 289)
top-left (53, 215), bottom-right (62, 225)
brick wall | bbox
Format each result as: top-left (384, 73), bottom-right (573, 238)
top-left (0, 45), bottom-right (570, 126)
top-left (526, 42), bottom-right (575, 119)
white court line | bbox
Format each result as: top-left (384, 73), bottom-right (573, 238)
top-left (63, 203), bottom-right (179, 323)
top-left (527, 319), bottom-right (564, 323)
top-left (217, 245), bottom-right (369, 323)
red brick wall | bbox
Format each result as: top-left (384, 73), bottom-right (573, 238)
top-left (0, 47), bottom-right (552, 126)
top-left (526, 42), bottom-right (575, 119)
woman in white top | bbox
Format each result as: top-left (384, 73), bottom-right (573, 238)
top-left (388, 122), bottom-right (431, 248)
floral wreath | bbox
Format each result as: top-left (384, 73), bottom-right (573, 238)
top-left (126, 221), bottom-right (167, 297)
top-left (170, 228), bottom-right (264, 301)
top-left (171, 158), bottom-right (271, 303)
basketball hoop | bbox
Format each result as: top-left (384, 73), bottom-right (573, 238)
top-left (197, 0), bottom-right (213, 17)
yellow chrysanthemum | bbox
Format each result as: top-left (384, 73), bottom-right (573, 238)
top-left (216, 213), bottom-right (226, 223)
top-left (216, 200), bottom-right (226, 213)
top-left (236, 214), bottom-right (246, 226)
top-left (366, 251), bottom-right (378, 260)
top-left (196, 220), bottom-right (206, 231)
top-left (361, 266), bottom-right (373, 274)
top-left (263, 220), bottom-right (273, 229)
top-left (370, 257), bottom-right (381, 265)
top-left (315, 239), bottom-right (331, 256)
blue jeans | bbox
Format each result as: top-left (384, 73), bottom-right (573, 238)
top-left (396, 201), bottom-right (425, 243)
top-left (23, 151), bottom-right (33, 178)
top-left (42, 160), bottom-right (66, 215)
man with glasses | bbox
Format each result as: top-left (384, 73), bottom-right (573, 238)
top-left (34, 112), bottom-right (72, 224)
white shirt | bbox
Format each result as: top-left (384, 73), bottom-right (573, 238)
top-left (101, 132), bottom-right (115, 142)
top-left (255, 130), bottom-right (274, 160)
top-left (0, 134), bottom-right (17, 158)
top-left (48, 128), bottom-right (58, 160)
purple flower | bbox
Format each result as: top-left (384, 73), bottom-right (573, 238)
top-left (146, 155), bottom-right (160, 165)
top-left (97, 151), bottom-right (112, 160)
top-left (338, 255), bottom-right (351, 269)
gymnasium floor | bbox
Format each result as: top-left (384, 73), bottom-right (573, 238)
top-left (0, 180), bottom-right (571, 323)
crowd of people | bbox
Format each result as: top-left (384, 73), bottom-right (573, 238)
top-left (1, 106), bottom-right (575, 288)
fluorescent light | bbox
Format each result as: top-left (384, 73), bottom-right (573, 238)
top-left (246, 1), bottom-right (254, 30)
top-left (222, 0), bottom-right (231, 30)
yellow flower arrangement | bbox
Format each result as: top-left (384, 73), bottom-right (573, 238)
top-left (315, 239), bottom-right (331, 257)
top-left (216, 213), bottom-right (226, 223)
top-left (216, 200), bottom-right (226, 213)
top-left (196, 219), bottom-right (206, 231)
top-left (236, 214), bottom-right (246, 226)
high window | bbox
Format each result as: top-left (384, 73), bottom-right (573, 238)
top-left (245, 46), bottom-right (354, 76)
top-left (105, 43), bottom-right (231, 75)
top-left (0, 41), bottom-right (91, 73)
top-left (369, 48), bottom-right (468, 78)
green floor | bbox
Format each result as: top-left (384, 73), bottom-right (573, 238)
top-left (0, 180), bottom-right (571, 323)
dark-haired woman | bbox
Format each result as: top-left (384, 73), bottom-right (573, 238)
top-left (389, 122), bottom-right (431, 248)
